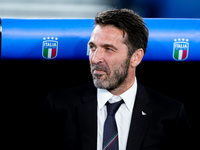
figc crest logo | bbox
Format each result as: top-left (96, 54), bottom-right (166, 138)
top-left (42, 37), bottom-right (58, 59)
top-left (173, 38), bottom-right (189, 61)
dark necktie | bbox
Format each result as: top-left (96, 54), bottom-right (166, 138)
top-left (103, 99), bottom-right (123, 150)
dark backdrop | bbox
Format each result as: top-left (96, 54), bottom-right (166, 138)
top-left (1, 60), bottom-right (198, 148)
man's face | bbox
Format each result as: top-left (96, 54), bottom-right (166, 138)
top-left (89, 25), bottom-right (131, 91)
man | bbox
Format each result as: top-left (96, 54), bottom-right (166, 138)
top-left (41, 9), bottom-right (192, 150)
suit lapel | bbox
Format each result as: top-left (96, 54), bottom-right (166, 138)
top-left (126, 83), bottom-right (152, 150)
top-left (77, 83), bottom-right (152, 150)
top-left (77, 84), bottom-right (97, 150)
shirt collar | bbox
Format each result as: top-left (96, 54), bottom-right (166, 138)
top-left (97, 88), bottom-right (113, 110)
top-left (97, 77), bottom-right (137, 112)
top-left (120, 78), bottom-right (137, 112)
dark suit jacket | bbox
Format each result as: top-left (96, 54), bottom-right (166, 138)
top-left (40, 82), bottom-right (192, 150)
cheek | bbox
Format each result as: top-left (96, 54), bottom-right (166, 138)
top-left (109, 57), bottom-right (128, 73)
top-left (107, 61), bottom-right (119, 75)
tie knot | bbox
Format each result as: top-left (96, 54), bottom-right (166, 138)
top-left (106, 99), bottom-right (123, 116)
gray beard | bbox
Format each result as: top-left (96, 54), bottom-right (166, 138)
top-left (91, 57), bottom-right (130, 91)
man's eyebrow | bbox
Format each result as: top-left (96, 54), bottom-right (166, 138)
top-left (88, 41), bottom-right (95, 45)
top-left (88, 42), bottom-right (118, 50)
top-left (101, 44), bottom-right (118, 50)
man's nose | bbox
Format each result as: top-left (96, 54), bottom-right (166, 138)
top-left (91, 48), bottom-right (104, 64)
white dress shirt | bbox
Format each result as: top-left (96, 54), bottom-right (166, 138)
top-left (97, 78), bottom-right (137, 150)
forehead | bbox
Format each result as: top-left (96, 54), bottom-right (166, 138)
top-left (90, 25), bottom-right (125, 44)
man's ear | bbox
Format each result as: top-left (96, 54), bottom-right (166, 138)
top-left (130, 48), bottom-right (144, 68)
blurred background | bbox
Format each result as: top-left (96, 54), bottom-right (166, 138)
top-left (0, 0), bottom-right (200, 18)
top-left (1, 0), bottom-right (199, 149)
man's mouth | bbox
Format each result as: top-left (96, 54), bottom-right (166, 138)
top-left (93, 70), bottom-right (106, 74)
top-left (91, 63), bottom-right (110, 75)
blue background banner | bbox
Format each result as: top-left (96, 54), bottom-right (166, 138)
top-left (1, 18), bottom-right (200, 61)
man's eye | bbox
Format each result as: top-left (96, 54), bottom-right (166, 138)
top-left (90, 45), bottom-right (96, 51)
top-left (106, 47), bottom-right (113, 51)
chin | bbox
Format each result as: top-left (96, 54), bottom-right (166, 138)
top-left (93, 79), bottom-right (109, 89)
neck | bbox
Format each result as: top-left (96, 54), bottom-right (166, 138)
top-left (109, 75), bottom-right (136, 96)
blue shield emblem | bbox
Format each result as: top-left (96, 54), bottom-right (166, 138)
top-left (173, 38), bottom-right (189, 61)
top-left (42, 37), bottom-right (58, 59)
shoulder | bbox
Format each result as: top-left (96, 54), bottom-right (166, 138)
top-left (51, 84), bottom-right (92, 98)
top-left (139, 83), bottom-right (182, 113)
top-left (45, 83), bottom-right (96, 107)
